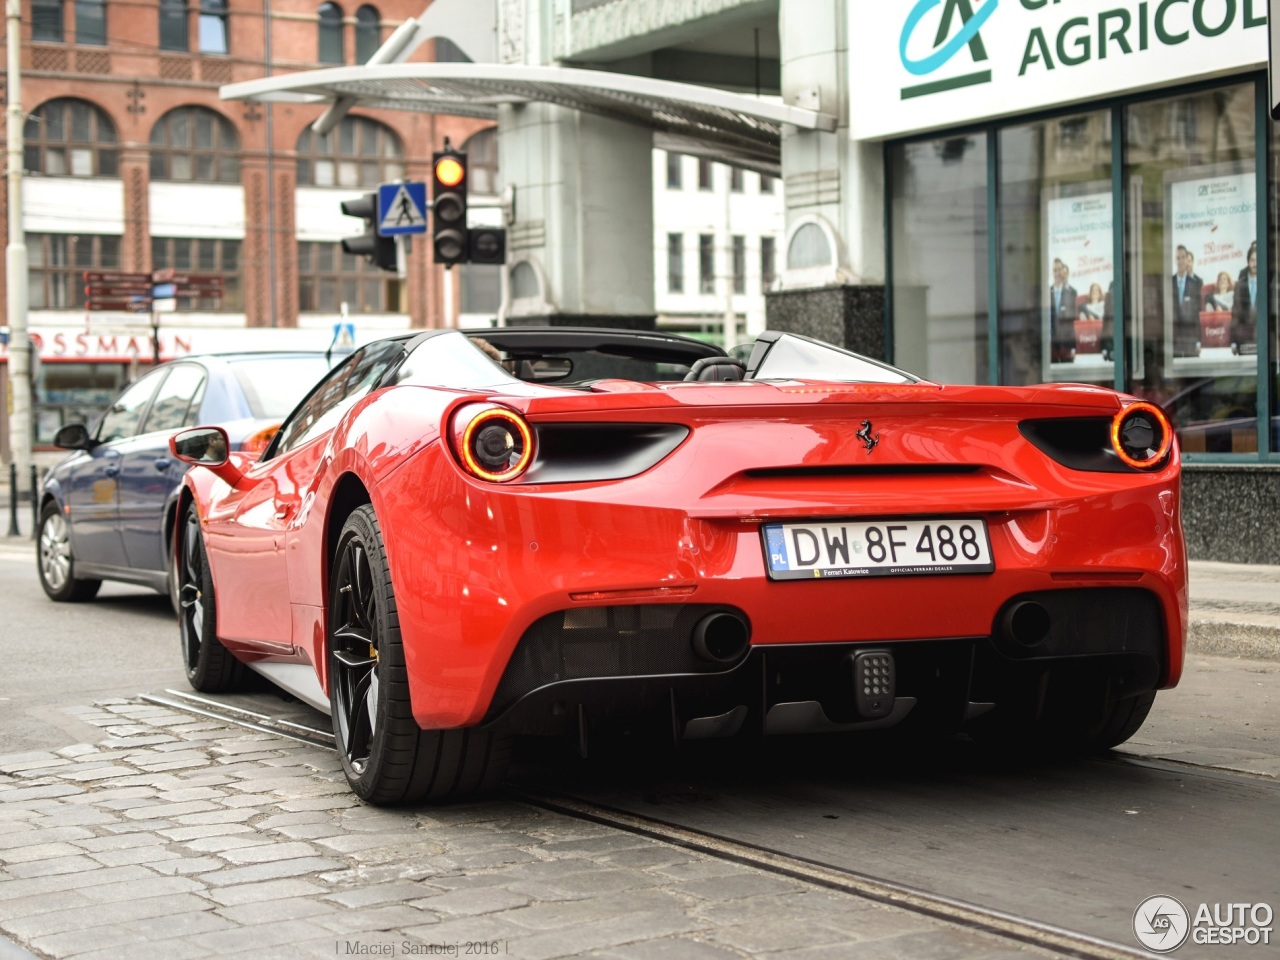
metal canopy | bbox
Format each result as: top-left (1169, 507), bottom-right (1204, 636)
top-left (221, 63), bottom-right (837, 174)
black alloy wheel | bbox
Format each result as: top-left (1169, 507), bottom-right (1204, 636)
top-left (328, 504), bottom-right (510, 805)
top-left (176, 503), bottom-right (245, 692)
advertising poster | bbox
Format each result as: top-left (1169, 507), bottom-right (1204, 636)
top-left (1043, 187), bottom-right (1112, 379)
top-left (1166, 167), bottom-right (1257, 371)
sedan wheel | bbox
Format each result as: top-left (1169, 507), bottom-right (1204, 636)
top-left (176, 504), bottom-right (245, 692)
top-left (328, 504), bottom-right (510, 805)
top-left (36, 502), bottom-right (101, 602)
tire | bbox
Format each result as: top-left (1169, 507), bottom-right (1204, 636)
top-left (36, 501), bottom-right (101, 603)
top-left (176, 504), bottom-right (246, 692)
top-left (972, 688), bottom-right (1157, 754)
top-left (1068, 690), bottom-right (1157, 751)
top-left (328, 504), bottom-right (511, 805)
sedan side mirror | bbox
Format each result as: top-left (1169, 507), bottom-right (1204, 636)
top-left (53, 423), bottom-right (94, 450)
top-left (170, 426), bottom-right (244, 487)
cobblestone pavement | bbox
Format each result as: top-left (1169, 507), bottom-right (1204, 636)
top-left (0, 700), bottom-right (1060, 960)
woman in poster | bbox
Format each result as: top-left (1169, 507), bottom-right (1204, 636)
top-left (1082, 283), bottom-right (1107, 319)
top-left (1206, 271), bottom-right (1235, 310)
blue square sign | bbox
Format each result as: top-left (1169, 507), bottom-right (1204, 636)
top-left (377, 182), bottom-right (428, 236)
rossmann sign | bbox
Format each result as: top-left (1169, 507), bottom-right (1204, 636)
top-left (849, 0), bottom-right (1268, 139)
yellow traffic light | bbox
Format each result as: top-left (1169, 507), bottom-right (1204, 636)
top-left (434, 156), bottom-right (465, 188)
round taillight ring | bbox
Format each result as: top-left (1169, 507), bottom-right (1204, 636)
top-left (1111, 401), bottom-right (1173, 470)
top-left (457, 406), bottom-right (533, 482)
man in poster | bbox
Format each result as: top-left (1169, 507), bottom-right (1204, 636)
top-left (1231, 241), bottom-right (1258, 355)
top-left (1171, 245), bottom-right (1203, 357)
top-left (1049, 258), bottom-right (1078, 362)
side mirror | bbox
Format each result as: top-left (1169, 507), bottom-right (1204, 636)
top-left (171, 426), bottom-right (230, 465)
top-left (53, 423), bottom-right (94, 450)
top-left (170, 426), bottom-right (244, 487)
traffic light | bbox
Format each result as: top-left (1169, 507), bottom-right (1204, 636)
top-left (469, 226), bottom-right (506, 265)
top-left (340, 192), bottom-right (397, 271)
top-left (432, 148), bottom-right (468, 266)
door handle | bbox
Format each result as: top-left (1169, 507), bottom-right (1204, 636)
top-left (154, 458), bottom-right (172, 472)
top-left (103, 464), bottom-right (119, 477)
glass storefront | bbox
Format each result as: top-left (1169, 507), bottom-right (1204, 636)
top-left (890, 76), bottom-right (1276, 461)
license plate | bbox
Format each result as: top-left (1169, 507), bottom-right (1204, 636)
top-left (762, 518), bottom-right (994, 580)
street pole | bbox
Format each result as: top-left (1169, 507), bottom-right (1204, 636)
top-left (6, 0), bottom-right (33, 491)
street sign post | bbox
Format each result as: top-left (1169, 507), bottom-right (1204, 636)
top-left (377, 182), bottom-right (428, 236)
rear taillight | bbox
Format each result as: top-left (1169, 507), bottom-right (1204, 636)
top-left (451, 404), bottom-right (534, 482)
top-left (1110, 401), bottom-right (1173, 470)
top-left (240, 423), bottom-right (281, 458)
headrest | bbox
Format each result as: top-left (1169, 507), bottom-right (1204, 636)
top-left (684, 357), bottom-right (747, 382)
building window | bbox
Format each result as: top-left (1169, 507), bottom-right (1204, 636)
top-left (295, 116), bottom-right (404, 188)
top-left (760, 173), bottom-right (774, 194)
top-left (355, 5), bottom-right (380, 63)
top-left (463, 127), bottom-right (498, 196)
top-left (149, 106), bottom-right (240, 182)
top-left (151, 237), bottom-right (243, 311)
top-left (74, 0), bottom-right (106, 45)
top-left (159, 0), bottom-right (188, 51)
top-left (731, 235), bottom-right (745, 294)
top-left (729, 167), bottom-right (743, 193)
top-left (698, 233), bottom-right (714, 294)
top-left (318, 2), bottom-right (345, 64)
top-left (24, 98), bottom-right (118, 177)
top-left (198, 0), bottom-right (229, 53)
top-left (31, 0), bottom-right (63, 42)
top-left (666, 153), bottom-right (682, 190)
top-left (667, 233), bottom-right (683, 293)
top-left (760, 236), bottom-right (776, 291)
top-left (297, 241), bottom-right (400, 314)
top-left (697, 159), bottom-right (713, 191)
top-left (27, 233), bottom-right (120, 309)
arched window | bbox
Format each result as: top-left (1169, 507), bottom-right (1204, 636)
top-left (24, 98), bottom-right (118, 177)
top-left (160, 0), bottom-right (189, 51)
top-left (31, 0), bottom-right (63, 42)
top-left (786, 222), bottom-right (834, 270)
top-left (355, 5), bottom-right (380, 64)
top-left (462, 127), bottom-right (498, 196)
top-left (75, 0), bottom-right (107, 45)
top-left (199, 0), bottom-right (229, 54)
top-left (149, 106), bottom-right (240, 182)
top-left (318, 2), bottom-right (344, 64)
top-left (295, 116), bottom-right (403, 188)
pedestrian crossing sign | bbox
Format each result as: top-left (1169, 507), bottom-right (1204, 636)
top-left (377, 182), bottom-right (428, 236)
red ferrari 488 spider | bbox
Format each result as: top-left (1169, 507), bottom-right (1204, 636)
top-left (170, 328), bottom-right (1186, 804)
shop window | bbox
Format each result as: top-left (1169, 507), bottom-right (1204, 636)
top-left (296, 240), bottom-right (400, 314)
top-left (295, 116), bottom-right (403, 188)
top-left (318, 2), bottom-right (344, 64)
top-left (27, 233), bottom-right (120, 309)
top-left (997, 109), bottom-right (1112, 389)
top-left (355, 5), bottom-right (380, 63)
top-left (33, 363), bottom-right (129, 445)
top-left (667, 233), bottom-right (683, 293)
top-left (1127, 84), bottom-right (1256, 454)
top-left (31, 0), bottom-right (63, 42)
top-left (151, 236), bottom-right (243, 311)
top-left (888, 135), bottom-right (988, 384)
top-left (198, 0), bottom-right (228, 54)
top-left (149, 106), bottom-right (239, 182)
top-left (74, 0), bottom-right (106, 45)
top-left (24, 98), bottom-right (118, 177)
top-left (159, 0), bottom-right (188, 51)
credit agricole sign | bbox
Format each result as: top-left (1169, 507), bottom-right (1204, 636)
top-left (849, 0), bottom-right (1268, 139)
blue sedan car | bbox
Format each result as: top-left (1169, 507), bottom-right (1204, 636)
top-left (38, 352), bottom-right (332, 604)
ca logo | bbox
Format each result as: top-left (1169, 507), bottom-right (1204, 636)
top-left (899, 0), bottom-right (998, 99)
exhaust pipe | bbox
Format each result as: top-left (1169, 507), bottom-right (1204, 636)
top-left (691, 612), bottom-right (750, 663)
top-left (1000, 600), bottom-right (1051, 648)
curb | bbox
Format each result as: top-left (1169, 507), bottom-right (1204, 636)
top-left (1187, 618), bottom-right (1280, 662)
